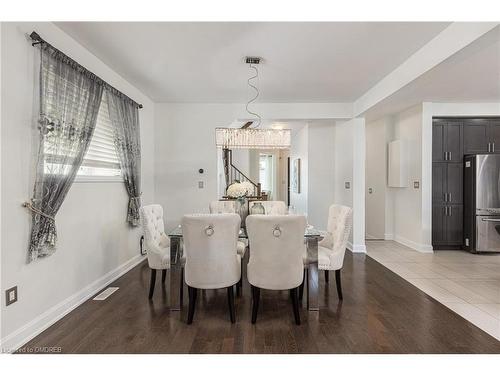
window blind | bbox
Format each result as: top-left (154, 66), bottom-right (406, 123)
top-left (82, 97), bottom-right (121, 171)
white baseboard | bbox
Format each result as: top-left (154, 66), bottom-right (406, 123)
top-left (347, 241), bottom-right (367, 253)
top-left (0, 254), bottom-right (146, 352)
top-left (365, 233), bottom-right (383, 240)
top-left (394, 235), bottom-right (433, 253)
top-left (384, 233), bottom-right (394, 240)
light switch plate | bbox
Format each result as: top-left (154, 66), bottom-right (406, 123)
top-left (198, 181), bottom-right (204, 189)
top-left (413, 181), bottom-right (420, 189)
top-left (345, 182), bottom-right (350, 189)
top-left (6, 286), bottom-right (17, 306)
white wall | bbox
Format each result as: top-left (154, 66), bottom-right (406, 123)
top-left (365, 118), bottom-right (388, 239)
top-left (289, 124), bottom-right (309, 217)
top-left (0, 22), bottom-right (155, 350)
top-left (155, 103), bottom-right (241, 230)
top-left (307, 121), bottom-right (335, 230)
top-left (388, 104), bottom-right (426, 250)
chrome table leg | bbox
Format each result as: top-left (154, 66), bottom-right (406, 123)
top-left (306, 237), bottom-right (319, 311)
top-left (169, 236), bottom-right (183, 311)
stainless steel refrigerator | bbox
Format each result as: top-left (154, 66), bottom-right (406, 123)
top-left (464, 154), bottom-right (500, 253)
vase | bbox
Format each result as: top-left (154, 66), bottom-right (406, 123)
top-left (250, 201), bottom-right (265, 215)
top-left (237, 197), bottom-right (248, 228)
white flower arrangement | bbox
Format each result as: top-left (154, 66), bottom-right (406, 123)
top-left (227, 181), bottom-right (255, 198)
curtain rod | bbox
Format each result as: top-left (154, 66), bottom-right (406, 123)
top-left (29, 31), bottom-right (143, 109)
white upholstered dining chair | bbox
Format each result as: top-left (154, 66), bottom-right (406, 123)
top-left (209, 200), bottom-right (247, 293)
top-left (182, 213), bottom-right (242, 324)
top-left (246, 215), bottom-right (306, 325)
top-left (248, 200), bottom-right (287, 215)
top-left (140, 204), bottom-right (181, 299)
top-left (318, 204), bottom-right (353, 300)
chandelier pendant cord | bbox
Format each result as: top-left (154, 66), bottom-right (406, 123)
top-left (246, 63), bottom-right (261, 128)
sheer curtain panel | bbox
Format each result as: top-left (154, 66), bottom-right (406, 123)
top-left (106, 90), bottom-right (142, 226)
top-left (25, 44), bottom-right (103, 261)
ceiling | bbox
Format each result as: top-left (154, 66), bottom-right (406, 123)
top-left (364, 26), bottom-right (500, 121)
top-left (56, 22), bottom-right (450, 103)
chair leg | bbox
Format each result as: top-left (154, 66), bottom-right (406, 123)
top-left (299, 269), bottom-right (305, 301)
top-left (290, 287), bottom-right (301, 325)
top-left (335, 269), bottom-right (343, 300)
top-left (325, 270), bottom-right (329, 283)
top-left (251, 286), bottom-right (260, 324)
top-left (227, 285), bottom-right (236, 323)
top-left (161, 269), bottom-right (167, 284)
top-left (180, 267), bottom-right (184, 307)
top-left (148, 269), bottom-right (156, 299)
top-left (237, 261), bottom-right (243, 297)
top-left (187, 286), bottom-right (197, 324)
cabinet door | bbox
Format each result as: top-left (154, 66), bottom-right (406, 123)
top-left (446, 123), bottom-right (463, 162)
top-left (447, 163), bottom-right (463, 204)
top-left (432, 163), bottom-right (447, 205)
top-left (488, 120), bottom-right (500, 153)
top-left (432, 206), bottom-right (447, 246)
top-left (432, 123), bottom-right (445, 162)
top-left (464, 119), bottom-right (489, 154)
top-left (446, 205), bottom-right (463, 246)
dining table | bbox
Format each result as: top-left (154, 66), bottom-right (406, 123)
top-left (167, 225), bottom-right (323, 312)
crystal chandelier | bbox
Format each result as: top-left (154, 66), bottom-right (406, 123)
top-left (216, 127), bottom-right (291, 149)
top-left (215, 57), bottom-right (291, 149)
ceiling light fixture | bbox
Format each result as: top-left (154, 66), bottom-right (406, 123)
top-left (215, 56), bottom-right (291, 149)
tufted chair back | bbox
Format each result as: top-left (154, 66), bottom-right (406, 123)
top-left (140, 205), bottom-right (170, 269)
top-left (182, 213), bottom-right (241, 289)
top-left (209, 200), bottom-right (239, 214)
top-left (246, 215), bottom-right (306, 290)
top-left (319, 205), bottom-right (352, 269)
top-left (249, 200), bottom-right (287, 215)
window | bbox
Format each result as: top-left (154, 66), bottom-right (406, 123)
top-left (43, 94), bottom-right (122, 181)
top-left (259, 153), bottom-right (274, 196)
top-left (77, 97), bottom-right (121, 179)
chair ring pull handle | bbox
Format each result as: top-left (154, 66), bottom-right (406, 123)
top-left (205, 224), bottom-right (214, 236)
top-left (273, 225), bottom-right (281, 237)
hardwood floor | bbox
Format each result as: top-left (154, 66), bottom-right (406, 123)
top-left (18, 252), bottom-right (500, 353)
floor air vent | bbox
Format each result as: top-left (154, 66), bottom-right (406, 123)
top-left (93, 287), bottom-right (119, 301)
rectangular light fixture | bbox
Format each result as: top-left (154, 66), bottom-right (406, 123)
top-left (215, 128), bottom-right (291, 149)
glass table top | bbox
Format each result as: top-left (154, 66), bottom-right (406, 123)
top-left (168, 225), bottom-right (322, 238)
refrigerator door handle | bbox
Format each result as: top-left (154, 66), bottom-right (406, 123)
top-left (449, 193), bottom-right (452, 202)
top-left (493, 143), bottom-right (496, 153)
top-left (488, 142), bottom-right (491, 152)
top-left (449, 206), bottom-right (452, 216)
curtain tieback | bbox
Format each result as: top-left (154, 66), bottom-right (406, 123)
top-left (22, 201), bottom-right (55, 221)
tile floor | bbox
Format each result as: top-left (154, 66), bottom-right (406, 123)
top-left (366, 240), bottom-right (500, 341)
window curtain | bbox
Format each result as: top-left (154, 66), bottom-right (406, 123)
top-left (26, 45), bottom-right (104, 262)
top-left (105, 91), bottom-right (142, 226)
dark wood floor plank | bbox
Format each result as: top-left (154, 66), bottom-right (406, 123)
top-left (18, 252), bottom-right (500, 354)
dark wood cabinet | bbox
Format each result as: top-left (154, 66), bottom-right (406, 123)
top-left (447, 205), bottom-right (463, 246)
top-left (433, 120), bottom-right (462, 161)
top-left (488, 120), bottom-right (500, 153)
top-left (432, 123), bottom-right (446, 162)
top-left (446, 123), bottom-right (463, 162)
top-left (463, 119), bottom-right (500, 154)
top-left (447, 163), bottom-right (463, 204)
top-left (432, 163), bottom-right (446, 205)
top-left (432, 206), bottom-right (447, 246)
top-left (464, 119), bottom-right (489, 154)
